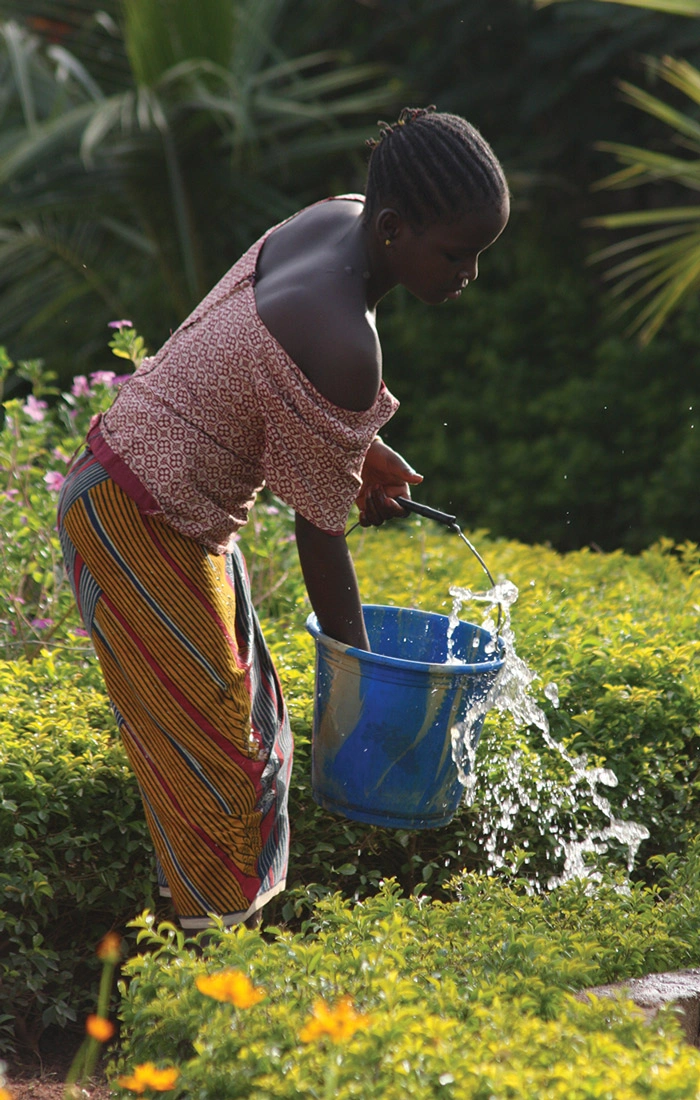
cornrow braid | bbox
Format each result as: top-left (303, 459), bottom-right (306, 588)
top-left (363, 105), bottom-right (508, 229)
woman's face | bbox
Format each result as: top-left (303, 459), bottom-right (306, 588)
top-left (385, 199), bottom-right (509, 305)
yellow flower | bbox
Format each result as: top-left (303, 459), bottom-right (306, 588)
top-left (116, 1063), bottom-right (179, 1093)
top-left (86, 1014), bottom-right (115, 1042)
top-left (96, 931), bottom-right (122, 963)
top-left (0, 1088), bottom-right (14, 1100)
top-left (299, 996), bottom-right (369, 1043)
top-left (195, 969), bottom-right (265, 1007)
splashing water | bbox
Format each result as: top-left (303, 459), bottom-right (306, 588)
top-left (449, 576), bottom-right (649, 891)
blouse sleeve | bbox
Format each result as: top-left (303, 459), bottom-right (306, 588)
top-left (255, 349), bottom-right (399, 535)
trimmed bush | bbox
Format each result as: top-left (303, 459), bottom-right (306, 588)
top-left (111, 859), bottom-right (700, 1098)
top-left (3, 336), bottom-right (700, 1066)
top-left (0, 653), bottom-right (153, 1054)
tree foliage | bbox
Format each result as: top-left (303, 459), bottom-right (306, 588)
top-left (0, 0), bottom-right (395, 379)
top-left (3, 1), bottom-right (700, 547)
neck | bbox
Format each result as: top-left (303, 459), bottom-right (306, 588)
top-left (344, 215), bottom-right (397, 311)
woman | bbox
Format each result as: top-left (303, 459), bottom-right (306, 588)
top-left (57, 106), bottom-right (509, 931)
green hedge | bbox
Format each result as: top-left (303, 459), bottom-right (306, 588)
top-left (0, 653), bottom-right (154, 1054)
top-left (110, 859), bottom-right (700, 1099)
top-left (2, 339), bottom-right (700, 1065)
top-left (3, 523), bottom-right (700, 1057)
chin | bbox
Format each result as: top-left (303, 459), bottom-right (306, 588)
top-left (411, 287), bottom-right (446, 305)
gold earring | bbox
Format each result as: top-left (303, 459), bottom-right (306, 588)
top-left (384, 237), bottom-right (391, 246)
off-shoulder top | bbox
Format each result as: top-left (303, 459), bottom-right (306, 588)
top-left (92, 195), bottom-right (399, 554)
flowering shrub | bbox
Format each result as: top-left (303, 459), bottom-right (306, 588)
top-left (195, 970), bottom-right (265, 1008)
top-left (3, 325), bottom-right (700, 1078)
top-left (0, 330), bottom-right (141, 659)
top-left (116, 1062), bottom-right (179, 1094)
top-left (0, 653), bottom-right (153, 1057)
top-left (111, 869), bottom-right (700, 1098)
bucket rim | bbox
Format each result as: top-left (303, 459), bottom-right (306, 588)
top-left (305, 604), bottom-right (504, 675)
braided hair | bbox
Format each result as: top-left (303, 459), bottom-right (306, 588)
top-left (363, 106), bottom-right (508, 229)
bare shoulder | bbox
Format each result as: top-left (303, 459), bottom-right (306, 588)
top-left (254, 197), bottom-right (381, 412)
top-left (264, 289), bottom-right (381, 411)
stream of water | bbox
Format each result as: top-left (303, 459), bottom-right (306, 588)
top-left (447, 574), bottom-right (649, 891)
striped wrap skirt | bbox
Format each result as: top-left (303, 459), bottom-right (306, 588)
top-left (57, 449), bottom-right (293, 929)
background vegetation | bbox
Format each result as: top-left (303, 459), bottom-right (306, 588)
top-left (2, 1), bottom-right (700, 1088)
top-left (2, 0), bottom-right (700, 550)
top-left (2, 346), bottom-right (700, 1068)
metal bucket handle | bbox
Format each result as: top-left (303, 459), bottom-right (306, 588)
top-left (346, 495), bottom-right (503, 634)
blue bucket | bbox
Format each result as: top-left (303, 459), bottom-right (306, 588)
top-left (306, 604), bottom-right (504, 830)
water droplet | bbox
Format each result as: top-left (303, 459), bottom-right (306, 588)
top-left (544, 682), bottom-right (559, 708)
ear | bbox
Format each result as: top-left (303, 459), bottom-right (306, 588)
top-left (374, 207), bottom-right (405, 244)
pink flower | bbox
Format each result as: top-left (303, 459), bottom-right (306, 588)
top-left (108, 320), bottom-right (133, 330)
top-left (72, 627), bottom-right (89, 637)
top-left (71, 375), bottom-right (92, 397)
top-left (23, 395), bottom-right (47, 422)
top-left (30, 618), bottom-right (54, 630)
top-left (52, 447), bottom-right (70, 463)
top-left (44, 471), bottom-right (66, 492)
top-left (90, 370), bottom-right (116, 387)
top-left (265, 505), bottom-right (280, 516)
top-left (3, 489), bottom-right (18, 501)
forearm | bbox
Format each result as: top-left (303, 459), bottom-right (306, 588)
top-left (295, 513), bottom-right (369, 649)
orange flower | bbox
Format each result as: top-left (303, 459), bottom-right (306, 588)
top-left (116, 1063), bottom-right (179, 1094)
top-left (86, 1014), bottom-right (115, 1042)
top-left (299, 996), bottom-right (369, 1043)
top-left (195, 969), bottom-right (265, 1007)
top-left (0, 1087), bottom-right (14, 1100)
top-left (96, 931), bottom-right (122, 963)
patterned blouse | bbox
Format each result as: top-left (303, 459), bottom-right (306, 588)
top-left (92, 196), bottom-right (399, 554)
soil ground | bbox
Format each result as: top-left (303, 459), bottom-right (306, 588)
top-left (4, 1075), bottom-right (113, 1100)
top-left (5, 1029), bottom-right (114, 1100)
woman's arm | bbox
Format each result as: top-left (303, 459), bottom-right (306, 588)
top-left (295, 513), bottom-right (369, 650)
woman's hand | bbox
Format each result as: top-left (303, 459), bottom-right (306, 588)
top-left (356, 438), bottom-right (423, 527)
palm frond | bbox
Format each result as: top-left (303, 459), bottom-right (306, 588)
top-left (0, 0), bottom-right (398, 365)
top-left (587, 204), bottom-right (700, 229)
top-left (644, 55), bottom-right (700, 106)
top-left (1, 21), bottom-right (39, 129)
top-left (586, 222), bottom-right (695, 262)
top-left (602, 234), bottom-right (700, 284)
top-left (626, 243), bottom-right (700, 342)
top-left (596, 227), bottom-right (700, 341)
top-left (586, 49), bottom-right (700, 340)
top-left (46, 43), bottom-right (103, 101)
top-left (121, 0), bottom-right (235, 87)
top-left (0, 100), bottom-right (98, 183)
top-left (593, 141), bottom-right (700, 190)
top-left (535, 0), bottom-right (700, 13)
top-left (615, 78), bottom-right (700, 141)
